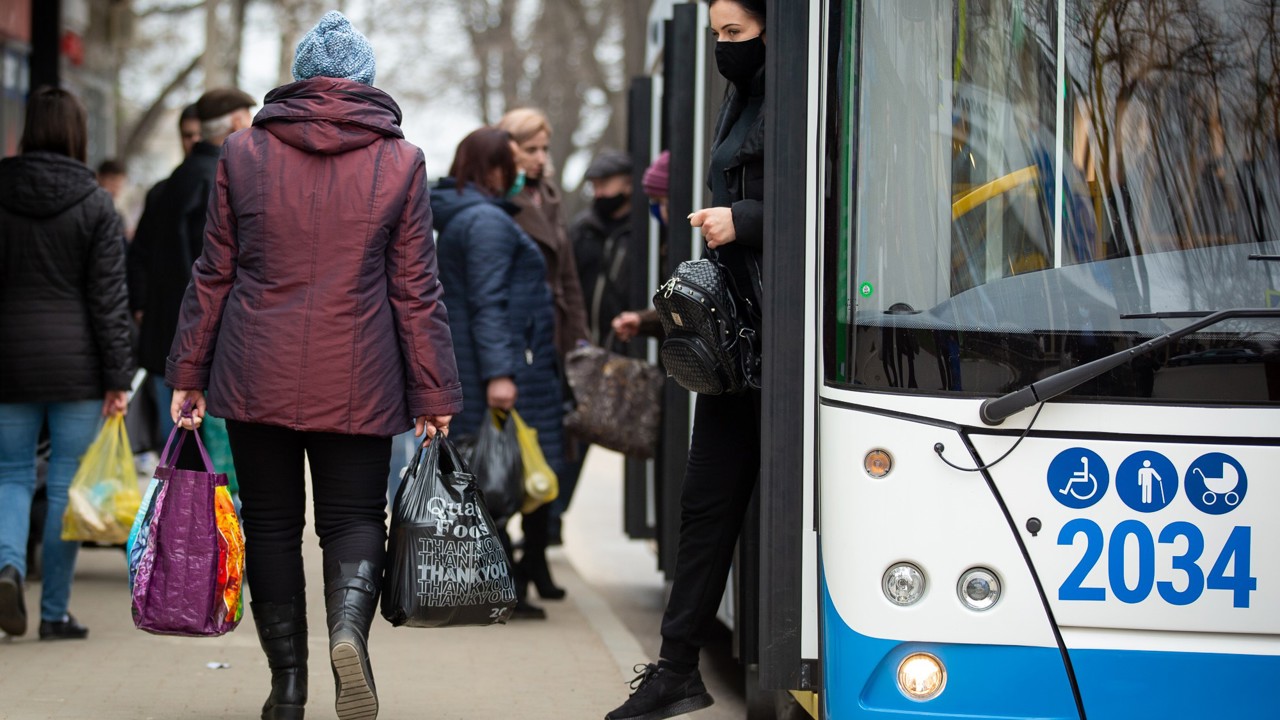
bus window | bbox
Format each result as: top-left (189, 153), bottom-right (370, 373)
top-left (824, 0), bottom-right (1280, 403)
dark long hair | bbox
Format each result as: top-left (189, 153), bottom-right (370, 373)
top-left (706, 0), bottom-right (765, 23)
top-left (19, 87), bottom-right (88, 163)
top-left (449, 127), bottom-right (517, 197)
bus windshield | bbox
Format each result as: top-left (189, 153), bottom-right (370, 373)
top-left (827, 0), bottom-right (1280, 404)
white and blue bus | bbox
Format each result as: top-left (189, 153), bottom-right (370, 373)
top-left (631, 1), bottom-right (1278, 718)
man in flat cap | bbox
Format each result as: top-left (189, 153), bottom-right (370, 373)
top-left (130, 87), bottom-right (256, 444)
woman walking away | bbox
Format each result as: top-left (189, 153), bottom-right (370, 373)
top-left (0, 87), bottom-right (135, 642)
top-left (431, 127), bottom-right (565, 621)
top-left (606, 1), bottom-right (767, 719)
top-left (165, 12), bottom-right (461, 720)
top-left (496, 108), bottom-right (589, 597)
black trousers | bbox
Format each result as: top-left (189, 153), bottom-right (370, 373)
top-left (225, 421), bottom-right (391, 605)
top-left (659, 389), bottom-right (761, 668)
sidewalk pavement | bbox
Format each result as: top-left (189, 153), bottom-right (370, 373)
top-left (0, 448), bottom-right (746, 720)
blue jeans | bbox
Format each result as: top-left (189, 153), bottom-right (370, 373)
top-left (0, 400), bottom-right (102, 621)
top-left (151, 376), bottom-right (175, 443)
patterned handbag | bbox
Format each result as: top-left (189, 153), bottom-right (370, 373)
top-left (563, 344), bottom-right (664, 458)
top-left (653, 255), bottom-right (760, 395)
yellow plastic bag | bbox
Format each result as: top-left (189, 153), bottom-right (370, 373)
top-left (510, 410), bottom-right (558, 514)
top-left (63, 414), bottom-right (141, 544)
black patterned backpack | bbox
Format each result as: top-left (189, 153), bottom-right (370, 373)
top-left (652, 255), bottom-right (760, 395)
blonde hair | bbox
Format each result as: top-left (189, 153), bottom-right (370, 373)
top-left (497, 108), bottom-right (551, 144)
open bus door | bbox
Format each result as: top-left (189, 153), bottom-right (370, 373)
top-left (759, 0), bottom-right (822, 716)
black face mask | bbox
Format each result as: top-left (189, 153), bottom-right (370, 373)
top-left (715, 35), bottom-right (765, 88)
top-left (593, 193), bottom-right (629, 219)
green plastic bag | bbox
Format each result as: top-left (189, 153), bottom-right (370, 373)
top-left (63, 414), bottom-right (141, 544)
top-left (200, 415), bottom-right (238, 496)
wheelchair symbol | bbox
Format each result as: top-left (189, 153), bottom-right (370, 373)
top-left (1059, 456), bottom-right (1099, 501)
top-left (1048, 448), bottom-right (1109, 509)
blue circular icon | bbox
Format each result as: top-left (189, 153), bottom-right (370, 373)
top-left (1115, 452), bottom-right (1178, 513)
top-left (1184, 453), bottom-right (1247, 515)
top-left (1047, 448), bottom-right (1109, 509)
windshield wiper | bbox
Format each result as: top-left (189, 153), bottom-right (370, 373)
top-left (979, 308), bottom-right (1280, 425)
top-left (1248, 254), bottom-right (1280, 262)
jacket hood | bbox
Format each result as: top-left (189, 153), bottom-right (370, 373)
top-left (429, 178), bottom-right (517, 231)
top-left (0, 152), bottom-right (100, 218)
top-left (254, 77), bottom-right (404, 155)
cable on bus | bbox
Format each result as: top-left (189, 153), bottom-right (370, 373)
top-left (933, 402), bottom-right (1045, 472)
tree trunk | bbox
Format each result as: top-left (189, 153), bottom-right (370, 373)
top-left (204, 0), bottom-right (231, 88)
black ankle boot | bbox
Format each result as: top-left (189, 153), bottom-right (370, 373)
top-left (250, 593), bottom-right (308, 720)
top-left (325, 561), bottom-right (379, 720)
top-left (518, 551), bottom-right (565, 601)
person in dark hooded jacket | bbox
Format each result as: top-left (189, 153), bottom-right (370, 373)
top-left (165, 12), bottom-right (462, 720)
top-left (0, 87), bottom-right (134, 643)
top-left (130, 87), bottom-right (255, 444)
top-left (431, 127), bottom-right (563, 621)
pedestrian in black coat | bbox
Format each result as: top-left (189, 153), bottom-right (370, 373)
top-left (0, 87), bottom-right (134, 642)
top-left (128, 88), bottom-right (255, 441)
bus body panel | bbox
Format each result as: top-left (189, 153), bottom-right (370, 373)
top-left (980, 432), bottom-right (1280, 639)
top-left (819, 403), bottom-right (1065, 649)
top-left (821, 575), bottom-right (1077, 719)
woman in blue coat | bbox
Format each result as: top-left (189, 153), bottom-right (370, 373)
top-left (431, 127), bottom-right (563, 619)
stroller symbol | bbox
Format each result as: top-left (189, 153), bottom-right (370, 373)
top-left (1194, 464), bottom-right (1240, 507)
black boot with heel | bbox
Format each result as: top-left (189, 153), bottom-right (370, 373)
top-left (325, 561), bottom-right (380, 720)
top-left (250, 593), bottom-right (308, 720)
top-left (517, 550), bottom-right (566, 601)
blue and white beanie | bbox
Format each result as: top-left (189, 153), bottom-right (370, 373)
top-left (291, 11), bottom-right (376, 86)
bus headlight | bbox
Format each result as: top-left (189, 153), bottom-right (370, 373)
top-left (957, 567), bottom-right (1001, 611)
top-left (882, 563), bottom-right (925, 606)
top-left (897, 652), bottom-right (946, 700)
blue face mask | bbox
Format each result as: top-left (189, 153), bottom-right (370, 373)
top-left (649, 202), bottom-right (666, 226)
top-left (506, 169), bottom-right (527, 199)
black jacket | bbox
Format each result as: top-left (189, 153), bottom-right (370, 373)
top-left (129, 141), bottom-right (220, 374)
top-left (569, 208), bottom-right (631, 348)
top-left (707, 70), bottom-right (765, 324)
top-left (0, 151), bottom-right (135, 402)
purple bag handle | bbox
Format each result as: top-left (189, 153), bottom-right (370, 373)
top-left (155, 399), bottom-right (216, 477)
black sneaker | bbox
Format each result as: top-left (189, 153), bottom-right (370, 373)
top-left (0, 565), bottom-right (26, 637)
top-left (605, 663), bottom-right (714, 720)
top-left (39, 613), bottom-right (88, 640)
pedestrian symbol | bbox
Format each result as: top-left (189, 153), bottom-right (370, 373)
top-left (1115, 452), bottom-right (1177, 513)
top-left (1185, 453), bottom-right (1247, 515)
top-left (1047, 448), bottom-right (1109, 509)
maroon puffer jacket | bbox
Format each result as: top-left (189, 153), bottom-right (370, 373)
top-left (165, 78), bottom-right (462, 436)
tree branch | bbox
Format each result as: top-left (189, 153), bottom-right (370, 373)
top-left (137, 1), bottom-right (206, 17)
top-left (120, 52), bottom-right (204, 163)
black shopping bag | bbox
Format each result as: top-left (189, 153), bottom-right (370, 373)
top-left (457, 410), bottom-right (524, 524)
top-left (382, 433), bottom-right (517, 628)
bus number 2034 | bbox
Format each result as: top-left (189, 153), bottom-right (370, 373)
top-left (1057, 519), bottom-right (1256, 608)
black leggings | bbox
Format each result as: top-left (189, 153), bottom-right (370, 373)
top-left (659, 389), bottom-right (761, 668)
top-left (225, 421), bottom-right (391, 604)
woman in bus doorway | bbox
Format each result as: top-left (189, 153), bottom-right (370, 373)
top-left (605, 1), bottom-right (766, 719)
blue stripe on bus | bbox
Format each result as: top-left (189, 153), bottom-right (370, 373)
top-left (1070, 646), bottom-right (1280, 720)
top-left (821, 576), bottom-right (1078, 718)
